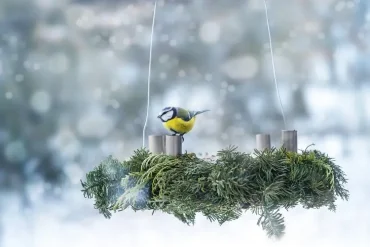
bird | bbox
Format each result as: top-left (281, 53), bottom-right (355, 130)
top-left (157, 107), bottom-right (210, 142)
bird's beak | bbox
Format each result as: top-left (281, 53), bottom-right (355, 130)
top-left (157, 115), bottom-right (161, 118)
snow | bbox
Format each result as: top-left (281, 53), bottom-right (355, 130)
top-left (221, 56), bottom-right (259, 80)
top-left (30, 91), bottom-right (52, 114)
top-left (5, 92), bottom-right (12, 99)
top-left (4, 140), bottom-right (28, 163)
top-left (76, 109), bottom-right (115, 138)
top-left (199, 21), bottom-right (221, 44)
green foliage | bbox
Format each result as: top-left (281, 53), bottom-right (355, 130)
top-left (81, 146), bottom-right (349, 239)
top-left (81, 156), bottom-right (128, 218)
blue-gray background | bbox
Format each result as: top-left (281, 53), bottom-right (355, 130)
top-left (0, 0), bottom-right (369, 246)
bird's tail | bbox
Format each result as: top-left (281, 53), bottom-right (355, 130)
top-left (192, 109), bottom-right (210, 117)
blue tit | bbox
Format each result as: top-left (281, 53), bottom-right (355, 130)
top-left (157, 107), bottom-right (210, 141)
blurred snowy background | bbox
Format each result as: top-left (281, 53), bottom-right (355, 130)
top-left (1, 0), bottom-right (369, 246)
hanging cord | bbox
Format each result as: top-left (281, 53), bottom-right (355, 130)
top-left (142, 1), bottom-right (157, 148)
top-left (263, 0), bottom-right (287, 129)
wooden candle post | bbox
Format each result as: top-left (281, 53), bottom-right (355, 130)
top-left (165, 135), bottom-right (182, 156)
top-left (256, 134), bottom-right (271, 151)
top-left (281, 130), bottom-right (297, 152)
top-left (148, 135), bottom-right (165, 154)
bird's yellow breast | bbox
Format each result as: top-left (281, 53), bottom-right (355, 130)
top-left (163, 117), bottom-right (196, 134)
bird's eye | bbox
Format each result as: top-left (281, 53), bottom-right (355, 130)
top-left (161, 111), bottom-right (173, 121)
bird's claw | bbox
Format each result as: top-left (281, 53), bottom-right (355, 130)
top-left (170, 132), bottom-right (184, 142)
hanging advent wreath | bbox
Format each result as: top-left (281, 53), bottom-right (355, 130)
top-left (80, 0), bottom-right (349, 239)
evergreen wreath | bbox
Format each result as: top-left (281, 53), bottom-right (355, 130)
top-left (81, 146), bottom-right (349, 239)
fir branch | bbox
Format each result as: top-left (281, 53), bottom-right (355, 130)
top-left (80, 155), bottom-right (128, 218)
top-left (258, 204), bottom-right (285, 239)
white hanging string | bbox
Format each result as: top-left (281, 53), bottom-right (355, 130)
top-left (263, 0), bottom-right (287, 129)
top-left (142, 1), bottom-right (157, 148)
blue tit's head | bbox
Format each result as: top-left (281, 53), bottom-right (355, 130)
top-left (157, 107), bottom-right (176, 122)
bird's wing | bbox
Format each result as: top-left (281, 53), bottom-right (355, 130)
top-left (175, 107), bottom-right (192, 121)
